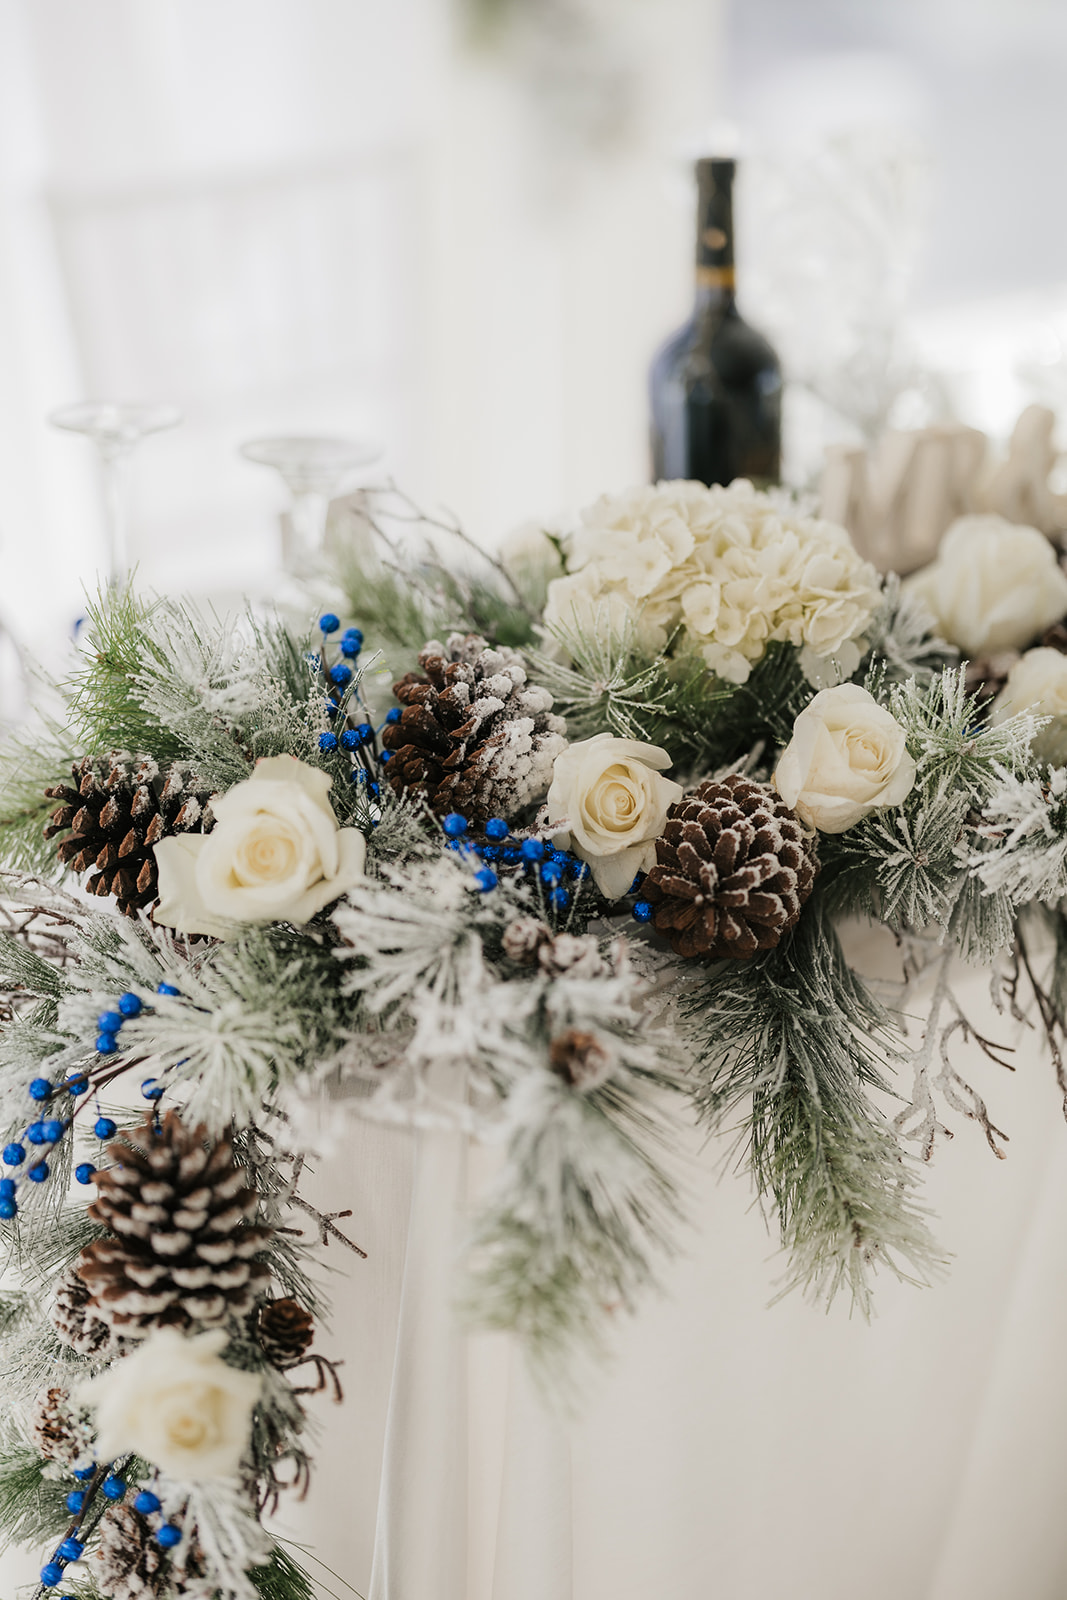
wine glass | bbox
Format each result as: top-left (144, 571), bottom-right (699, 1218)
top-left (49, 401), bottom-right (183, 585)
top-left (239, 435), bottom-right (383, 569)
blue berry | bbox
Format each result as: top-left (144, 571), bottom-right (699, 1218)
top-left (97, 1010), bottom-right (122, 1034)
top-left (40, 1563), bottom-right (63, 1587)
top-left (369, 782), bottom-right (380, 798)
top-left (540, 861), bottom-right (563, 885)
top-left (481, 845), bottom-right (499, 861)
top-left (342, 626), bottom-right (364, 648)
top-left (484, 818), bottom-right (509, 841)
top-left (134, 1490), bottom-right (161, 1515)
top-left (474, 868), bottom-right (498, 892)
top-left (501, 846), bottom-right (521, 864)
top-left (65, 1075), bottom-right (89, 1096)
top-left (58, 1538), bottom-right (84, 1562)
top-left (348, 768), bottom-right (365, 786)
top-left (0, 1197), bottom-right (17, 1220)
top-left (157, 982), bottom-right (180, 997)
top-left (75, 1163), bottom-right (97, 1185)
top-left (632, 900), bottom-right (653, 923)
top-left (385, 706), bottom-right (402, 724)
top-left (27, 1161), bottom-right (48, 1183)
top-left (65, 1490), bottom-right (85, 1515)
top-left (94, 1117), bottom-right (117, 1140)
top-left (339, 728), bottom-right (359, 751)
top-left (550, 850), bottom-right (570, 866)
top-left (442, 813), bottom-right (468, 838)
top-left (0, 1178), bottom-right (14, 1198)
top-left (26, 1122), bottom-right (48, 1145)
top-left (156, 1524), bottom-right (182, 1550)
top-left (319, 612), bottom-right (341, 634)
top-left (355, 722), bottom-right (374, 744)
top-left (379, 749), bottom-right (392, 763)
top-left (118, 992), bottom-right (143, 1018)
top-left (2, 1143), bottom-right (24, 1166)
top-left (567, 858), bottom-right (586, 880)
top-left (28, 1078), bottom-right (52, 1101)
top-left (141, 1079), bottom-right (164, 1101)
top-left (73, 1465), bottom-right (95, 1480)
top-left (549, 887), bottom-right (570, 912)
top-left (318, 731), bottom-right (339, 753)
top-left (96, 1033), bottom-right (119, 1056)
top-left (630, 874), bottom-right (643, 894)
top-left (41, 1119), bottom-right (65, 1144)
top-left (329, 663), bottom-right (352, 688)
top-left (340, 632), bottom-right (362, 659)
top-left (102, 1476), bottom-right (127, 1501)
top-left (323, 699), bottom-right (338, 718)
top-left (520, 839), bottom-right (545, 863)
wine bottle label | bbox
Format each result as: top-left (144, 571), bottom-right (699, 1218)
top-left (696, 265), bottom-right (736, 290)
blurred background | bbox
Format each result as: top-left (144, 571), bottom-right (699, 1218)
top-left (3, 0), bottom-right (1067, 637)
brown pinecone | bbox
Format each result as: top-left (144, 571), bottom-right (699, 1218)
top-left (30, 1386), bottom-right (81, 1464)
top-left (501, 916), bottom-right (552, 965)
top-left (257, 1297), bottom-right (315, 1369)
top-left (548, 1027), bottom-right (615, 1090)
top-left (94, 1505), bottom-right (167, 1600)
top-left (382, 633), bottom-right (566, 826)
top-left (76, 1111), bottom-right (272, 1338)
top-left (44, 754), bottom-right (213, 917)
top-left (643, 774), bottom-right (817, 961)
top-left (50, 1262), bottom-right (115, 1357)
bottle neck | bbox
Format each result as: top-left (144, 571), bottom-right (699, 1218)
top-left (694, 158), bottom-right (737, 314)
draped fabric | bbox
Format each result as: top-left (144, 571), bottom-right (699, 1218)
top-left (260, 938), bottom-right (1067, 1600)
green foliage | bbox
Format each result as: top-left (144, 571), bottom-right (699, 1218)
top-left (250, 1543), bottom-right (318, 1600)
top-left (0, 1438), bottom-right (71, 1551)
top-left (0, 707), bottom-right (80, 874)
top-left (687, 898), bottom-right (943, 1312)
top-left (67, 582), bottom-right (182, 759)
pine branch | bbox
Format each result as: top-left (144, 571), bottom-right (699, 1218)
top-left (687, 898), bottom-right (943, 1312)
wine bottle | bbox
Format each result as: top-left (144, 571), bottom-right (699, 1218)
top-left (649, 158), bottom-right (781, 487)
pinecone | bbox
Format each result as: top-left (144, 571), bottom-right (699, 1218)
top-left (76, 1111), bottom-right (272, 1338)
top-left (501, 916), bottom-right (552, 965)
top-left (257, 1297), bottom-right (315, 1369)
top-left (44, 754), bottom-right (213, 917)
top-left (643, 774), bottom-right (818, 961)
top-left (548, 1027), bottom-right (615, 1091)
top-left (50, 1262), bottom-right (115, 1357)
top-left (382, 633), bottom-right (566, 826)
top-left (94, 1505), bottom-right (209, 1600)
top-left (29, 1386), bottom-right (81, 1464)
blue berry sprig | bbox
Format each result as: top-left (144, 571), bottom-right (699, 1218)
top-left (40, 1462), bottom-right (182, 1591)
top-left (311, 614), bottom-right (388, 804)
top-left (438, 813), bottom-right (589, 917)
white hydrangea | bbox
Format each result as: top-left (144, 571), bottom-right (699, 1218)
top-left (543, 480), bottom-right (880, 684)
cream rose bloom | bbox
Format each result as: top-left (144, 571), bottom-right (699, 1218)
top-left (154, 755), bottom-right (366, 938)
top-left (991, 646), bottom-right (1067, 764)
top-left (774, 683), bottom-right (917, 833)
top-left (78, 1328), bottom-right (261, 1481)
top-left (546, 734), bottom-right (683, 899)
top-left (906, 514), bottom-right (1067, 657)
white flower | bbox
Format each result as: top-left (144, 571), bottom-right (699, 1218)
top-left (991, 646), bottom-right (1067, 764)
top-left (77, 1328), bottom-right (261, 1481)
top-left (546, 733), bottom-right (683, 899)
top-left (906, 514), bottom-right (1067, 657)
top-left (154, 755), bottom-right (366, 938)
top-left (774, 683), bottom-right (916, 833)
top-left (544, 480), bottom-right (879, 683)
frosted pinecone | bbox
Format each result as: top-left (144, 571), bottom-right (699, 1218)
top-left (548, 1028), bottom-right (615, 1091)
top-left (50, 1263), bottom-right (116, 1357)
top-left (382, 633), bottom-right (566, 825)
top-left (94, 1504), bottom-right (209, 1600)
top-left (502, 916), bottom-right (553, 965)
top-left (644, 774), bottom-right (817, 960)
top-left (77, 1111), bottom-right (272, 1337)
top-left (30, 1386), bottom-right (82, 1465)
top-left (256, 1297), bottom-right (315, 1369)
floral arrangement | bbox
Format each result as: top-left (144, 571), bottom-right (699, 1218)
top-left (2, 478), bottom-right (1067, 1596)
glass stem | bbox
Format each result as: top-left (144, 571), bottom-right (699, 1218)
top-left (99, 446), bottom-right (133, 586)
top-left (287, 489), bottom-right (330, 564)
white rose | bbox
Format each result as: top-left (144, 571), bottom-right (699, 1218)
top-left (906, 514), bottom-right (1067, 656)
top-left (990, 646), bottom-right (1067, 764)
top-left (546, 733), bottom-right (683, 899)
top-left (154, 754), bottom-right (366, 938)
top-left (77, 1328), bottom-right (261, 1481)
top-left (773, 683), bottom-right (917, 833)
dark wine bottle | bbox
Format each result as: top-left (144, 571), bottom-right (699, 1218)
top-left (649, 158), bottom-right (781, 486)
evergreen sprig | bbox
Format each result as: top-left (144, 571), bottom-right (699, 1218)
top-left (687, 898), bottom-right (943, 1311)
